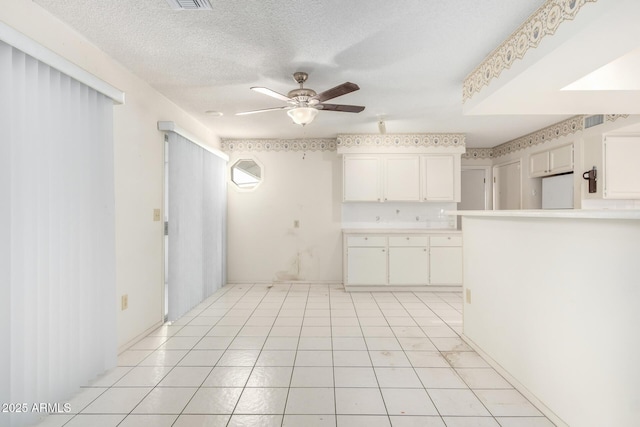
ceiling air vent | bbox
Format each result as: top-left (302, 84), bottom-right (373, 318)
top-left (165, 0), bottom-right (212, 10)
top-left (584, 114), bottom-right (604, 129)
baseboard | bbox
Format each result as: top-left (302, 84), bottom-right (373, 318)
top-left (345, 285), bottom-right (462, 292)
top-left (117, 321), bottom-right (163, 355)
top-left (226, 280), bottom-right (343, 285)
top-left (461, 334), bottom-right (568, 427)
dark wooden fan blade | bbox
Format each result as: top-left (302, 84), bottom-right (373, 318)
top-left (236, 106), bottom-right (290, 116)
top-left (312, 82), bottom-right (360, 102)
top-left (250, 87), bottom-right (292, 102)
top-left (318, 103), bottom-right (365, 113)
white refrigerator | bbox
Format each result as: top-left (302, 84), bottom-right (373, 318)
top-left (542, 173), bottom-right (574, 209)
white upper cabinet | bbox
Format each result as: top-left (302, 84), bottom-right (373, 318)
top-left (421, 155), bottom-right (459, 202)
top-left (529, 151), bottom-right (549, 177)
top-left (383, 156), bottom-right (421, 201)
top-left (530, 144), bottom-right (573, 177)
top-left (343, 153), bottom-right (460, 203)
top-left (343, 156), bottom-right (381, 201)
top-left (603, 136), bottom-right (640, 199)
top-left (549, 144), bottom-right (573, 173)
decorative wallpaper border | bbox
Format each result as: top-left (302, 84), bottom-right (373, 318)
top-left (463, 0), bottom-right (597, 102)
top-left (486, 114), bottom-right (628, 159)
top-left (221, 139), bottom-right (336, 152)
top-left (462, 148), bottom-right (494, 160)
top-left (337, 134), bottom-right (465, 148)
top-left (222, 115), bottom-right (628, 157)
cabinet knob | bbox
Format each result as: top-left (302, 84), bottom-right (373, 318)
top-left (382, 249), bottom-right (385, 252)
top-left (364, 237), bottom-right (368, 240)
top-left (384, 198), bottom-right (388, 201)
top-left (406, 237), bottom-right (410, 240)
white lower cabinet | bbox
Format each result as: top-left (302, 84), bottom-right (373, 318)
top-left (430, 247), bottom-right (462, 284)
top-left (388, 236), bottom-right (429, 285)
top-left (347, 247), bottom-right (387, 285)
top-left (345, 236), bottom-right (387, 285)
top-left (344, 232), bottom-right (462, 289)
top-left (429, 235), bottom-right (463, 285)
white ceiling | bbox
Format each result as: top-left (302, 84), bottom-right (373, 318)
top-left (33, 0), bottom-right (583, 147)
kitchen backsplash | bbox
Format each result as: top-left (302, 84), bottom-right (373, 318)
top-left (342, 202), bottom-right (457, 229)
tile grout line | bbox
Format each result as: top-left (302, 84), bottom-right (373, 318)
top-left (279, 282), bottom-right (311, 426)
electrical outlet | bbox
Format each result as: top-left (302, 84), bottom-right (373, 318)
top-left (465, 289), bottom-right (471, 304)
top-left (153, 209), bottom-right (161, 222)
top-left (121, 294), bottom-right (129, 311)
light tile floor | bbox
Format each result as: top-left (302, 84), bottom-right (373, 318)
top-left (38, 283), bottom-right (556, 427)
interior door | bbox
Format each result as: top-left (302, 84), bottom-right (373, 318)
top-left (459, 169), bottom-right (487, 210)
top-left (494, 161), bottom-right (521, 210)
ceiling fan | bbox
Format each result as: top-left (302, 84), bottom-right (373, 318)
top-left (236, 72), bottom-right (365, 126)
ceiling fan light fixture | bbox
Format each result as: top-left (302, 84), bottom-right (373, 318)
top-left (287, 107), bottom-right (318, 126)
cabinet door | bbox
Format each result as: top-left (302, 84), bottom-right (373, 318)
top-left (347, 247), bottom-right (387, 285)
top-left (604, 136), bottom-right (640, 199)
top-left (384, 156), bottom-right (420, 201)
top-left (549, 144), bottom-right (573, 174)
top-left (344, 156), bottom-right (381, 201)
top-left (389, 247), bottom-right (429, 285)
top-left (422, 155), bottom-right (455, 201)
top-left (529, 151), bottom-right (549, 177)
top-left (429, 247), bottom-right (462, 285)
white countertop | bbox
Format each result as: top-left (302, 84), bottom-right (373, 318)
top-left (447, 209), bottom-right (640, 220)
top-left (342, 228), bottom-right (461, 234)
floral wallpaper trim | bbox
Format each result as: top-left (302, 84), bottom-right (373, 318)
top-left (337, 134), bottom-right (466, 148)
top-left (463, 0), bottom-right (597, 102)
top-left (221, 139), bottom-right (336, 152)
top-left (489, 114), bottom-right (628, 158)
top-left (462, 149), bottom-right (494, 160)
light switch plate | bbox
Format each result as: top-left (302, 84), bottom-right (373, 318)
top-left (153, 209), bottom-right (161, 221)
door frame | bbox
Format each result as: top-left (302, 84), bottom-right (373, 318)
top-left (460, 165), bottom-right (492, 210)
top-left (492, 160), bottom-right (522, 210)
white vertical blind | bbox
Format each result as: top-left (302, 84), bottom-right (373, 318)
top-left (167, 132), bottom-right (226, 321)
top-left (0, 40), bottom-right (117, 426)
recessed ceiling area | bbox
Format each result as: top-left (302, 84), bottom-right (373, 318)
top-left (463, 0), bottom-right (640, 117)
top-left (32, 0), bottom-right (631, 147)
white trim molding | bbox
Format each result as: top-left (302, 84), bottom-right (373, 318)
top-left (158, 121), bottom-right (228, 161)
top-left (0, 21), bottom-right (125, 104)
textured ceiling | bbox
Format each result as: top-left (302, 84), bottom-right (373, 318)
top-left (34, 0), bottom-right (571, 147)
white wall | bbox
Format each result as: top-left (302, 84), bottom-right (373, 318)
top-left (226, 149), bottom-right (343, 283)
top-left (1, 0), bottom-right (220, 349)
top-left (462, 214), bottom-right (640, 427)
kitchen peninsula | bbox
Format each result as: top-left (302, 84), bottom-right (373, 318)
top-left (451, 209), bottom-right (640, 427)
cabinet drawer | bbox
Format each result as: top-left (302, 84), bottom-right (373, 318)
top-left (347, 236), bottom-right (387, 247)
top-left (430, 235), bottom-right (462, 247)
top-left (389, 236), bottom-right (429, 247)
